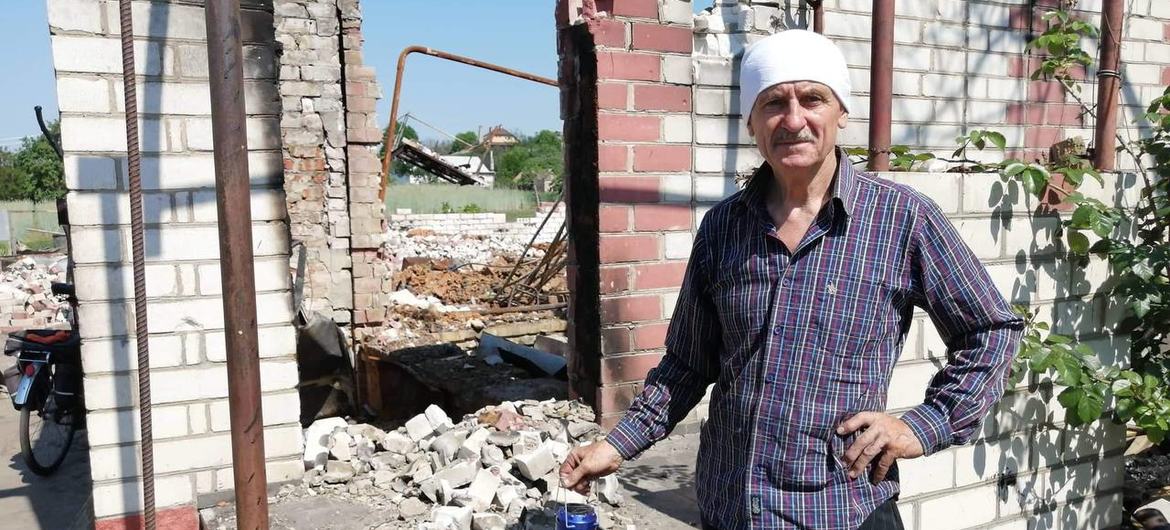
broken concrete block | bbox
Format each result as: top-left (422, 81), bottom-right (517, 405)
top-left (513, 444), bottom-right (556, 480)
top-left (480, 443), bottom-right (505, 467)
top-left (406, 413), bottom-right (436, 441)
top-left (354, 434), bottom-right (376, 461)
top-left (400, 497), bottom-right (429, 518)
top-left (567, 420), bottom-right (598, 440)
top-left (472, 512), bottom-right (507, 530)
top-left (322, 460), bottom-right (354, 484)
top-left (348, 423), bottom-right (387, 441)
top-left (420, 459), bottom-right (479, 501)
top-left (495, 485), bottom-right (522, 509)
top-left (546, 440), bottom-right (570, 462)
top-left (431, 429), bottom-right (470, 464)
top-left (373, 469), bottom-right (397, 489)
top-left (412, 459), bottom-right (435, 484)
top-left (486, 430), bottom-right (519, 448)
top-left (432, 506), bottom-right (473, 530)
top-left (329, 429), bottom-right (355, 461)
top-left (458, 428), bottom-right (490, 460)
top-left (425, 404), bottom-right (454, 430)
top-left (302, 416), bottom-right (348, 469)
top-left (382, 430), bottom-right (416, 454)
top-left (514, 431), bottom-right (543, 456)
top-left (371, 451), bottom-right (408, 471)
top-left (465, 467), bottom-right (503, 511)
top-left (597, 474), bottom-right (623, 506)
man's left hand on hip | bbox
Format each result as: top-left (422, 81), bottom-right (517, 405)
top-left (837, 412), bottom-right (925, 485)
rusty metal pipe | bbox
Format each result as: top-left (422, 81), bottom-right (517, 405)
top-left (1093, 0), bottom-right (1124, 171)
top-left (380, 46), bottom-right (559, 198)
top-left (204, 1), bottom-right (269, 528)
top-left (867, 0), bottom-right (895, 172)
top-left (116, 1), bottom-right (156, 528)
top-left (810, 0), bottom-right (824, 33)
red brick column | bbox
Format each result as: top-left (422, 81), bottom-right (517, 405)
top-left (1004, 1), bottom-right (1089, 163)
top-left (557, 0), bottom-right (694, 429)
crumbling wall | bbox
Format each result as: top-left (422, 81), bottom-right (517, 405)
top-left (273, 0), bottom-right (389, 334)
top-left (559, 0), bottom-right (1155, 528)
top-left (275, 0), bottom-right (354, 323)
top-left (47, 0), bottom-right (303, 526)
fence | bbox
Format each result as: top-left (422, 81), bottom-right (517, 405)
top-left (0, 201), bottom-right (62, 254)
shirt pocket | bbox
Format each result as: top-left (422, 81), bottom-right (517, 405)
top-left (814, 275), bottom-right (897, 357)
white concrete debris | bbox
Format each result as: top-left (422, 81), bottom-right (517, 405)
top-left (383, 205), bottom-right (565, 270)
top-left (0, 255), bottom-right (71, 331)
top-left (303, 416), bottom-right (349, 469)
top-left (299, 399), bottom-right (626, 529)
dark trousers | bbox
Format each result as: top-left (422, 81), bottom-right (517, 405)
top-left (700, 497), bottom-right (904, 530)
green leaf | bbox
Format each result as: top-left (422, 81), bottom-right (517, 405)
top-left (1002, 162), bottom-right (1028, 177)
top-left (1132, 260), bottom-right (1155, 281)
top-left (1076, 393), bottom-right (1104, 424)
top-left (1070, 206), bottom-right (1092, 228)
top-left (1112, 378), bottom-right (1134, 397)
top-left (987, 131), bottom-right (1007, 150)
top-left (1055, 356), bottom-right (1083, 386)
top-left (1133, 297), bottom-right (1152, 318)
top-left (1067, 230), bottom-right (1090, 255)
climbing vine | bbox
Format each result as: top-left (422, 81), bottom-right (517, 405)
top-left (850, 8), bottom-right (1170, 441)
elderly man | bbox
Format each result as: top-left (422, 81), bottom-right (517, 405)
top-left (559, 30), bottom-right (1023, 529)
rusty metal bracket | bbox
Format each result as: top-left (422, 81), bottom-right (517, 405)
top-left (379, 46), bottom-right (558, 199)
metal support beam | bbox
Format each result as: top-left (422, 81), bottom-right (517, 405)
top-left (810, 0), bottom-right (824, 33)
top-left (116, 1), bottom-right (156, 527)
top-left (204, 1), bottom-right (269, 528)
top-left (1094, 0), bottom-right (1124, 171)
top-left (867, 0), bottom-right (895, 172)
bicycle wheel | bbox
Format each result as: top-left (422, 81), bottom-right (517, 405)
top-left (20, 383), bottom-right (77, 476)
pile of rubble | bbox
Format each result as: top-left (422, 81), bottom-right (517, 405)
top-left (0, 255), bottom-right (70, 333)
top-left (383, 228), bottom-right (551, 272)
top-left (298, 399), bottom-right (635, 530)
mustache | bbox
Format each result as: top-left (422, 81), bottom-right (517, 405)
top-left (773, 129), bottom-right (815, 144)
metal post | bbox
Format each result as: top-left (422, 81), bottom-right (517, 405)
top-left (203, 1), bottom-right (269, 528)
top-left (379, 46), bottom-right (558, 198)
top-left (116, 2), bottom-right (156, 528)
top-left (867, 0), bottom-right (895, 172)
top-left (810, 0), bottom-right (824, 33)
top-left (1093, 0), bottom-right (1124, 171)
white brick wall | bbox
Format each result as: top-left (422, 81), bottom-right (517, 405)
top-left (48, 0), bottom-right (302, 519)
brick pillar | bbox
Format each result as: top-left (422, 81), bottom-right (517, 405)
top-left (338, 0), bottom-right (394, 342)
top-left (557, 0), bottom-right (695, 429)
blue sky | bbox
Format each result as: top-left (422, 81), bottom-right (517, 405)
top-left (0, 1), bottom-right (565, 147)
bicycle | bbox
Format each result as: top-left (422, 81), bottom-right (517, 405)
top-left (4, 282), bottom-right (83, 476)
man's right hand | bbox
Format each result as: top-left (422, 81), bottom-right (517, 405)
top-left (558, 440), bottom-right (625, 494)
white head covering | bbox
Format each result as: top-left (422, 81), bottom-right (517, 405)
top-left (738, 29), bottom-right (852, 121)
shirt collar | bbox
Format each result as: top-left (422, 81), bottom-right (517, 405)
top-left (738, 147), bottom-right (858, 221)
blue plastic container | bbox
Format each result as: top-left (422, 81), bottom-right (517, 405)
top-left (556, 504), bottom-right (598, 530)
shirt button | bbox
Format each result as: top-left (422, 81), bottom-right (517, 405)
top-left (772, 328), bottom-right (781, 335)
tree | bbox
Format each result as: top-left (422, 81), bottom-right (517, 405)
top-left (494, 130), bottom-right (564, 190)
top-left (0, 121), bottom-right (64, 202)
top-left (448, 131), bottom-right (481, 155)
top-left (0, 147), bottom-right (31, 201)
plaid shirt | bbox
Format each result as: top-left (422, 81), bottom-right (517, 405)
top-left (607, 151), bottom-right (1024, 529)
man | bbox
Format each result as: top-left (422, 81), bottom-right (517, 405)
top-left (559, 30), bottom-right (1023, 529)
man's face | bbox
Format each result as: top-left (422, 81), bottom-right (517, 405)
top-left (747, 81), bottom-right (848, 173)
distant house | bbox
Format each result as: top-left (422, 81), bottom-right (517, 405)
top-left (484, 126), bottom-right (519, 148)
